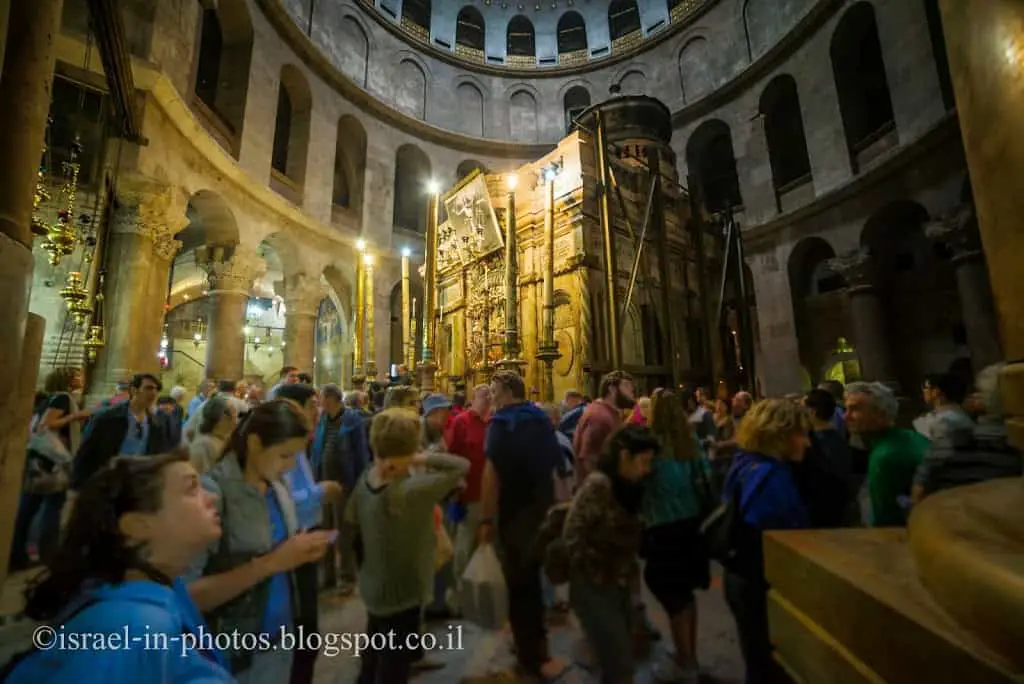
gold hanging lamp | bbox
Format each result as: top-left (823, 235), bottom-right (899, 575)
top-left (41, 138), bottom-right (82, 267)
top-left (31, 167), bottom-right (51, 237)
top-left (83, 272), bottom-right (106, 364)
top-left (59, 271), bottom-right (91, 326)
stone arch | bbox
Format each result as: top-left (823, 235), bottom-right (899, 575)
top-left (454, 81), bottom-right (485, 136)
top-left (830, 2), bottom-right (896, 172)
top-left (393, 144), bottom-right (432, 232)
top-left (333, 115), bottom-right (367, 213)
top-left (456, 159), bottom-right (487, 180)
top-left (507, 15), bottom-right (536, 57)
top-left (180, 190), bottom-right (241, 250)
top-left (508, 89), bottom-right (538, 143)
top-left (272, 65), bottom-right (313, 191)
top-left (388, 276), bottom-right (424, 370)
top-left (192, 0), bottom-right (253, 157)
top-left (615, 68), bottom-right (647, 96)
top-left (260, 232), bottom-right (303, 283)
top-left (556, 11), bottom-right (587, 54)
top-left (395, 57), bottom-right (428, 119)
top-left (562, 84), bottom-right (590, 134)
top-left (759, 74), bottom-right (813, 204)
top-left (455, 6), bottom-right (485, 51)
top-left (860, 200), bottom-right (963, 389)
top-left (677, 36), bottom-right (713, 104)
top-left (322, 264), bottom-right (354, 321)
top-left (333, 15), bottom-right (369, 87)
top-left (787, 236), bottom-right (843, 300)
top-left (608, 0), bottom-right (641, 41)
top-left (685, 119), bottom-right (742, 215)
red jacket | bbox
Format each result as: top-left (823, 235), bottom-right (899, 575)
top-left (572, 399), bottom-right (623, 486)
top-left (445, 408), bottom-right (489, 503)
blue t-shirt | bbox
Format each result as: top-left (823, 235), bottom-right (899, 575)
top-left (260, 489), bottom-right (292, 640)
top-left (119, 412), bottom-right (149, 456)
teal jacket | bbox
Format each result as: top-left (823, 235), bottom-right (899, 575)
top-left (642, 437), bottom-right (710, 528)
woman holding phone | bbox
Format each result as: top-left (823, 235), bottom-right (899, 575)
top-left (186, 400), bottom-right (334, 684)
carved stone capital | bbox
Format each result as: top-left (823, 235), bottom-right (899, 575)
top-left (198, 250), bottom-right (266, 295)
top-left (112, 176), bottom-right (188, 261)
top-left (925, 204), bottom-right (983, 261)
top-left (278, 273), bottom-right (325, 318)
top-left (827, 248), bottom-right (877, 292)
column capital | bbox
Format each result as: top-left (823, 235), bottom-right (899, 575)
top-left (278, 272), bottom-right (325, 318)
top-left (112, 176), bottom-right (188, 259)
top-left (925, 204), bottom-right (983, 261)
top-left (828, 248), bottom-right (877, 292)
top-left (198, 248), bottom-right (266, 295)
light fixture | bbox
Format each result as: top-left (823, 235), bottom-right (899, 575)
top-left (356, 238), bottom-right (366, 251)
top-left (243, 326), bottom-right (251, 335)
top-left (363, 253), bottom-right (374, 265)
top-left (426, 180), bottom-right (440, 195)
top-left (402, 247), bottom-right (411, 257)
top-left (544, 166), bottom-right (558, 182)
top-left (506, 173), bottom-right (518, 190)
top-left (193, 332), bottom-right (202, 342)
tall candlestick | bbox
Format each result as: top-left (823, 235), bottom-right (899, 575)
top-left (500, 174), bottom-right (521, 364)
top-left (401, 251), bottom-right (410, 375)
top-left (537, 167), bottom-right (563, 402)
top-left (420, 189), bottom-right (439, 391)
top-left (409, 296), bottom-right (418, 372)
top-left (353, 255), bottom-right (365, 381)
top-left (364, 254), bottom-right (376, 379)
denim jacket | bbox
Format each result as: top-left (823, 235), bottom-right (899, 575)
top-left (185, 453), bottom-right (300, 674)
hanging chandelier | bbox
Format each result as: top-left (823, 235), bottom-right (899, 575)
top-left (59, 271), bottom-right (92, 326)
top-left (40, 138), bottom-right (82, 267)
top-left (31, 167), bottom-right (51, 237)
top-left (83, 272), bottom-right (106, 364)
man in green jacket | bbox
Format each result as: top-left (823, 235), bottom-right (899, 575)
top-left (845, 381), bottom-right (929, 526)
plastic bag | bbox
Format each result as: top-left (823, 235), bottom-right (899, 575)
top-left (459, 544), bottom-right (508, 631)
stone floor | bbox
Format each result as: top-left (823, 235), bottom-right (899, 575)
top-left (0, 568), bottom-right (746, 682)
top-left (311, 571), bottom-right (745, 684)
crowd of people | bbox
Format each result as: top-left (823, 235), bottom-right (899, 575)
top-left (4, 360), bottom-right (1021, 684)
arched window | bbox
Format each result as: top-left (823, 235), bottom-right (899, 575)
top-left (507, 16), bottom-right (536, 57)
top-left (759, 75), bottom-right (813, 200)
top-left (195, 10), bottom-right (223, 108)
top-left (685, 120), bottom-right (742, 215)
top-left (830, 2), bottom-right (896, 168)
top-left (333, 115), bottom-right (367, 213)
top-left (191, 0), bottom-right (254, 157)
top-left (401, 0), bottom-right (431, 31)
top-left (557, 12), bottom-right (587, 54)
top-left (455, 7), bottom-right (485, 51)
top-left (393, 145), bottom-right (432, 233)
top-left (608, 0), bottom-right (641, 41)
top-left (563, 86), bottom-right (590, 134)
top-left (271, 66), bottom-right (312, 192)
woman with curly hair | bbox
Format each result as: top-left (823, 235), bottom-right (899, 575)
top-left (4, 450), bottom-right (232, 682)
top-left (721, 398), bottom-right (811, 684)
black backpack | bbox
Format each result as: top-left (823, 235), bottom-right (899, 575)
top-left (700, 466), bottom-right (775, 571)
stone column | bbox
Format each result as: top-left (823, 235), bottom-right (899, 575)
top-left (280, 272), bottom-right (323, 373)
top-left (828, 248), bottom-right (895, 386)
top-left (198, 248), bottom-right (265, 381)
top-left (91, 179), bottom-right (186, 399)
top-left (0, 0), bottom-right (62, 415)
top-left (925, 206), bottom-right (1002, 371)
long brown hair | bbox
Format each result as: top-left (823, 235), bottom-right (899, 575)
top-left (649, 388), bottom-right (696, 461)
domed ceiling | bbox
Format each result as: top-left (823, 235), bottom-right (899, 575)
top-left (364, 0), bottom-right (711, 69)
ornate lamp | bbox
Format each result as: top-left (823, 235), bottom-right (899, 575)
top-left (41, 139), bottom-right (82, 267)
top-left (31, 167), bottom-right (51, 237)
top-left (82, 273), bottom-right (106, 364)
top-left (59, 271), bottom-right (91, 326)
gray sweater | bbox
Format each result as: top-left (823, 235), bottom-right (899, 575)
top-left (343, 452), bottom-right (468, 617)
